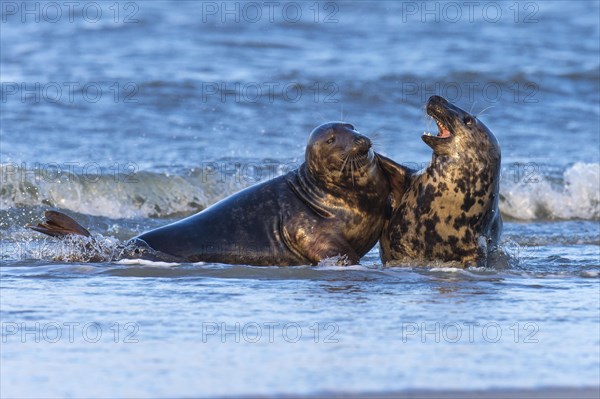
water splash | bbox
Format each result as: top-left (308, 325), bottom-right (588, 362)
top-left (500, 162), bottom-right (600, 220)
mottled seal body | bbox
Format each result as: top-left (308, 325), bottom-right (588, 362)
top-left (380, 95), bottom-right (502, 266)
top-left (31, 123), bottom-right (392, 266)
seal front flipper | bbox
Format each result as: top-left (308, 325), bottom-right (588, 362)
top-left (308, 234), bottom-right (360, 266)
top-left (27, 210), bottom-right (91, 238)
top-left (376, 154), bottom-right (413, 212)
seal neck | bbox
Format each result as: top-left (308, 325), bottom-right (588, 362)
top-left (428, 151), bottom-right (500, 187)
top-left (287, 164), bottom-right (336, 218)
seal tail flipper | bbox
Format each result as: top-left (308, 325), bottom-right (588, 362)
top-left (27, 211), bottom-right (91, 238)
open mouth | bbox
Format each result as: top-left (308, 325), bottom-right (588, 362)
top-left (423, 116), bottom-right (453, 139)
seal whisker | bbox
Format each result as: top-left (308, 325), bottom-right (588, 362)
top-left (367, 131), bottom-right (381, 147)
top-left (469, 101), bottom-right (477, 114)
top-left (354, 157), bottom-right (363, 175)
top-left (475, 105), bottom-right (495, 118)
top-left (339, 153), bottom-right (350, 176)
top-left (354, 155), bottom-right (365, 171)
top-left (350, 157), bottom-right (356, 187)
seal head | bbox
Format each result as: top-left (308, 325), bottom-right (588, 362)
top-left (300, 122), bottom-right (377, 200)
top-left (286, 122), bottom-right (390, 263)
top-left (422, 95), bottom-right (500, 161)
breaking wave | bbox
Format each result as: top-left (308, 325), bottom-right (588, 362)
top-left (1, 162), bottom-right (598, 221)
top-left (0, 161), bottom-right (298, 219)
top-left (500, 162), bottom-right (599, 221)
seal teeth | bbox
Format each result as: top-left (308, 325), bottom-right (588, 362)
top-left (434, 119), bottom-right (451, 138)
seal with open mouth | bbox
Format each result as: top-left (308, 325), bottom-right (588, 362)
top-left (380, 95), bottom-right (502, 266)
top-left (29, 122), bottom-right (396, 266)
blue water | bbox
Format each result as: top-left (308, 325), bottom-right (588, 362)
top-left (1, 1), bottom-right (599, 397)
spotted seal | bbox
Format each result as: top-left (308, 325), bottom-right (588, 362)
top-left (380, 95), bottom-right (502, 266)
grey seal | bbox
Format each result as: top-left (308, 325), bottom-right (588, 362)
top-left (29, 122), bottom-right (396, 266)
top-left (380, 95), bottom-right (502, 266)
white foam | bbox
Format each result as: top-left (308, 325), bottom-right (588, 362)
top-left (429, 267), bottom-right (464, 272)
top-left (3, 162), bottom-right (599, 221)
top-left (500, 162), bottom-right (600, 220)
top-left (315, 264), bottom-right (373, 271)
top-left (0, 164), bottom-right (240, 218)
top-left (117, 259), bottom-right (180, 267)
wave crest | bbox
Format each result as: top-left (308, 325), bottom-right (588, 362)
top-left (500, 162), bottom-right (599, 220)
top-left (0, 162), bottom-right (296, 219)
top-left (2, 162), bottom-right (598, 221)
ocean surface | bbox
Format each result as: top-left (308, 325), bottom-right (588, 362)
top-left (1, 1), bottom-right (599, 398)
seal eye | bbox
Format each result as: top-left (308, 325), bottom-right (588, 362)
top-left (464, 116), bottom-right (475, 126)
top-left (326, 137), bottom-right (335, 144)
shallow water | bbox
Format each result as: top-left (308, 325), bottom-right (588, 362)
top-left (1, 1), bottom-right (599, 397)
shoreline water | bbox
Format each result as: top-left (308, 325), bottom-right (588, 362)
top-left (248, 387), bottom-right (600, 399)
top-left (253, 387), bottom-right (600, 399)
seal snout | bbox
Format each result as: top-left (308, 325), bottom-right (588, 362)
top-left (353, 134), bottom-right (371, 148)
top-left (352, 134), bottom-right (372, 155)
top-left (426, 97), bottom-right (449, 122)
top-left (428, 95), bottom-right (448, 106)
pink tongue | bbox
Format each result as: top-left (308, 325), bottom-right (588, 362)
top-left (438, 126), bottom-right (451, 138)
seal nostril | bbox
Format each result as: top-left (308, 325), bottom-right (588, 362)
top-left (354, 135), bottom-right (371, 149)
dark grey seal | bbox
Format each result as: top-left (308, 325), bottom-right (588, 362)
top-left (380, 95), bottom-right (502, 267)
top-left (29, 122), bottom-right (394, 266)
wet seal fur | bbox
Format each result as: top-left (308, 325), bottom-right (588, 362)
top-left (29, 122), bottom-right (394, 266)
top-left (380, 95), bottom-right (502, 267)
